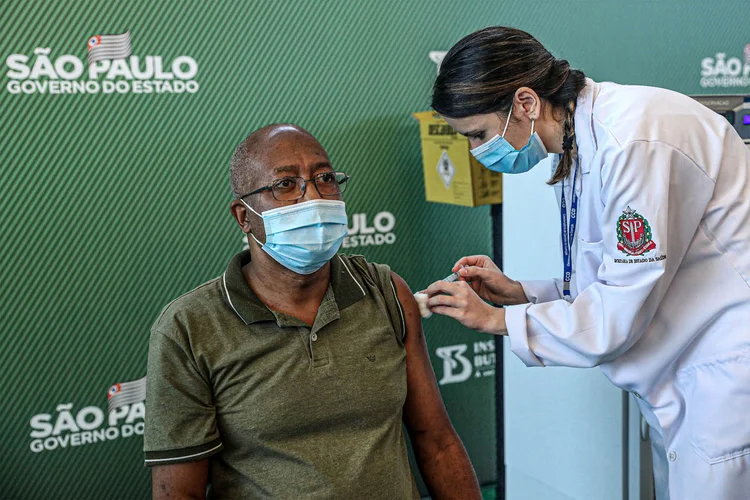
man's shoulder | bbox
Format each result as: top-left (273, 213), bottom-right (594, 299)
top-left (151, 276), bottom-right (225, 336)
top-left (336, 253), bottom-right (393, 278)
top-left (335, 254), bottom-right (412, 342)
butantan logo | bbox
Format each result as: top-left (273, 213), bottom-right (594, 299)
top-left (4, 31), bottom-right (199, 95)
top-left (700, 49), bottom-right (750, 88)
top-left (436, 341), bottom-right (495, 386)
top-left (28, 377), bottom-right (146, 454)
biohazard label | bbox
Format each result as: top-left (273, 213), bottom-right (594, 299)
top-left (437, 150), bottom-right (456, 189)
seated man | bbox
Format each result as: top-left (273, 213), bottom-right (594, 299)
top-left (144, 124), bottom-right (481, 499)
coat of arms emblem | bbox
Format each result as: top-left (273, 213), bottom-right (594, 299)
top-left (616, 206), bottom-right (656, 256)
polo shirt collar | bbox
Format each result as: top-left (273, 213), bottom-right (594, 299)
top-left (221, 251), bottom-right (368, 325)
top-left (221, 251), bottom-right (275, 325)
top-left (330, 254), bottom-right (368, 310)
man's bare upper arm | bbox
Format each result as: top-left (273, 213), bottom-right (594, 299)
top-left (152, 459), bottom-right (209, 500)
top-left (390, 272), bottom-right (453, 434)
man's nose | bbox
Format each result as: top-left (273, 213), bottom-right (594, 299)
top-left (301, 180), bottom-right (322, 201)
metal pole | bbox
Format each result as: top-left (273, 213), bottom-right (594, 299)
top-left (491, 203), bottom-right (505, 500)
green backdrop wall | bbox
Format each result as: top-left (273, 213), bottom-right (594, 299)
top-left (1, 1), bottom-right (747, 498)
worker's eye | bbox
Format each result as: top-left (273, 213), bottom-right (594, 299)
top-left (472, 132), bottom-right (485, 141)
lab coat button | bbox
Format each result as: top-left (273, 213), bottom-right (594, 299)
top-left (668, 451), bottom-right (677, 462)
top-left (311, 333), bottom-right (318, 342)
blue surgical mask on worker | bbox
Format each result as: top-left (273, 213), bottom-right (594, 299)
top-left (470, 105), bottom-right (548, 174)
top-left (241, 199), bottom-right (348, 275)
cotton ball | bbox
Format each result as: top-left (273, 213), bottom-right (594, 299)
top-left (414, 292), bottom-right (432, 319)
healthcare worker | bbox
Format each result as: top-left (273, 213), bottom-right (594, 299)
top-left (424, 26), bottom-right (750, 499)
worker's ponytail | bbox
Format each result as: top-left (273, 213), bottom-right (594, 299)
top-left (550, 101), bottom-right (577, 184)
top-left (548, 59), bottom-right (586, 184)
top-left (432, 26), bottom-right (587, 184)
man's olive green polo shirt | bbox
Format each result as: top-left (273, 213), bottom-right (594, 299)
top-left (144, 251), bottom-right (420, 499)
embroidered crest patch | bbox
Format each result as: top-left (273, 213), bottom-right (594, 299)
top-left (616, 206), bottom-right (656, 256)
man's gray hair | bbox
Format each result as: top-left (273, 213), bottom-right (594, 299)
top-left (230, 139), bottom-right (253, 199)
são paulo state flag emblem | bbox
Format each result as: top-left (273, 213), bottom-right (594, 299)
top-left (616, 206), bottom-right (656, 256)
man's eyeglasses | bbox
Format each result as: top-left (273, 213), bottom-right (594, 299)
top-left (239, 171), bottom-right (350, 202)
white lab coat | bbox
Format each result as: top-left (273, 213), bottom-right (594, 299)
top-left (506, 79), bottom-right (750, 499)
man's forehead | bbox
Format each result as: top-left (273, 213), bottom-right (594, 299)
top-left (233, 124), bottom-right (331, 190)
top-left (260, 133), bottom-right (329, 170)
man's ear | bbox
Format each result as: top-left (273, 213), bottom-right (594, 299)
top-left (513, 87), bottom-right (541, 120)
top-left (230, 200), bottom-right (253, 232)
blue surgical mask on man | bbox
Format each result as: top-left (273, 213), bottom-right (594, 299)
top-left (241, 199), bottom-right (348, 275)
top-left (470, 105), bottom-right (548, 174)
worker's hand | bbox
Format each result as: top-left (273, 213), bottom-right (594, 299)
top-left (424, 280), bottom-right (506, 335)
top-left (452, 255), bottom-right (527, 306)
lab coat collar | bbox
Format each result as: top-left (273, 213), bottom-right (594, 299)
top-left (574, 78), bottom-right (599, 174)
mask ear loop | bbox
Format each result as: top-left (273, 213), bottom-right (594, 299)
top-left (501, 104), bottom-right (513, 138)
top-left (503, 103), bottom-right (537, 140)
top-left (240, 199), bottom-right (264, 247)
top-left (240, 199), bottom-right (262, 218)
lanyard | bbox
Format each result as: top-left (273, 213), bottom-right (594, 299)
top-left (560, 157), bottom-right (581, 301)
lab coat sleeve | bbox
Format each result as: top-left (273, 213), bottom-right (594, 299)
top-left (506, 140), bottom-right (714, 368)
top-left (518, 279), bottom-right (564, 304)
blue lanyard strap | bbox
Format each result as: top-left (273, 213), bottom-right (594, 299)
top-left (560, 158), bottom-right (581, 301)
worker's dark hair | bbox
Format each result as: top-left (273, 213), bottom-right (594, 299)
top-left (432, 26), bottom-right (587, 184)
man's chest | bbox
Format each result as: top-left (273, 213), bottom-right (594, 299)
top-left (206, 303), bottom-right (407, 444)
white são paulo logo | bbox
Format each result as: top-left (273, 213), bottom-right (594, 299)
top-left (5, 32), bottom-right (199, 95)
top-left (436, 341), bottom-right (496, 386)
top-left (700, 49), bottom-right (750, 88)
top-left (342, 211), bottom-right (396, 249)
top-left (28, 377), bottom-right (146, 453)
